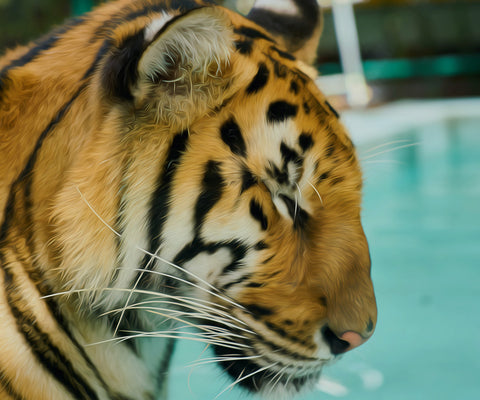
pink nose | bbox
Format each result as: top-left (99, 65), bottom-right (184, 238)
top-left (340, 331), bottom-right (369, 352)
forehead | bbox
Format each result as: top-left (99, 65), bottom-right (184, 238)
top-left (227, 23), bottom-right (351, 142)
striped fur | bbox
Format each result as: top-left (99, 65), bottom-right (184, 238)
top-left (0, 1), bottom-right (377, 399)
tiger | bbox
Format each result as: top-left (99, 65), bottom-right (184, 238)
top-left (0, 0), bottom-right (377, 399)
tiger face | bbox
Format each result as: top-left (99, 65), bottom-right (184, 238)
top-left (0, 1), bottom-right (376, 399)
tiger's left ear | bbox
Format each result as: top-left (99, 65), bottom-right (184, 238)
top-left (135, 7), bottom-right (235, 125)
top-left (247, 0), bottom-right (323, 65)
top-left (102, 7), bottom-right (235, 126)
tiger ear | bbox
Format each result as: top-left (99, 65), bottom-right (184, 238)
top-left (246, 0), bottom-right (323, 65)
top-left (134, 7), bottom-right (235, 126)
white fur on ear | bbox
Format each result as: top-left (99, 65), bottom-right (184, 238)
top-left (138, 7), bottom-right (234, 83)
top-left (144, 12), bottom-right (176, 42)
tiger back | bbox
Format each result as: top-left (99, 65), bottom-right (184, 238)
top-left (0, 1), bottom-right (377, 399)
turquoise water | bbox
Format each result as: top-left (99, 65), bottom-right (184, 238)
top-left (168, 115), bottom-right (480, 399)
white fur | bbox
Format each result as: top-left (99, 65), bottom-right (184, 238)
top-left (252, 0), bottom-right (299, 16)
top-left (144, 12), bottom-right (176, 42)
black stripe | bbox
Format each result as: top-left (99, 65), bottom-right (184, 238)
top-left (268, 56), bottom-right (288, 79)
top-left (329, 176), bottom-right (345, 186)
top-left (245, 281), bottom-right (263, 288)
top-left (246, 304), bottom-right (273, 317)
top-left (280, 142), bottom-right (301, 165)
top-left (240, 167), bottom-right (257, 193)
top-left (137, 129), bottom-right (190, 288)
top-left (1, 260), bottom-right (99, 400)
top-left (101, 30), bottom-right (146, 100)
top-left (0, 83), bottom-right (86, 244)
top-left (173, 239), bottom-right (248, 277)
top-left (221, 273), bottom-right (252, 290)
top-left (220, 241), bottom-right (248, 275)
top-left (0, 17), bottom-right (85, 95)
top-left (254, 241), bottom-right (269, 251)
top-left (233, 26), bottom-right (275, 43)
top-left (266, 163), bottom-right (288, 185)
top-left (316, 170), bottom-right (330, 184)
top-left (234, 38), bottom-right (253, 55)
top-left (220, 118), bottom-right (247, 157)
top-left (1, 34), bottom-right (110, 245)
top-left (267, 101), bottom-right (298, 123)
top-left (303, 101), bottom-right (311, 114)
top-left (8, 248), bottom-right (125, 400)
top-left (147, 130), bottom-right (189, 254)
top-left (245, 63), bottom-right (269, 94)
top-left (290, 79), bottom-right (299, 95)
top-left (249, 199), bottom-right (268, 231)
top-left (325, 100), bottom-right (340, 118)
top-left (270, 46), bottom-right (296, 61)
top-left (298, 132), bottom-right (314, 152)
top-left (194, 160), bottom-right (224, 234)
top-left (279, 194), bottom-right (309, 229)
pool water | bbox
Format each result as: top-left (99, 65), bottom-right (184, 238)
top-left (167, 103), bottom-right (480, 400)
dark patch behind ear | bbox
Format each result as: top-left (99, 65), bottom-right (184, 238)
top-left (247, 0), bottom-right (320, 53)
top-left (101, 28), bottom-right (146, 100)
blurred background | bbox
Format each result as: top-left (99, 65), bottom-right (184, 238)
top-left (1, 1), bottom-right (479, 399)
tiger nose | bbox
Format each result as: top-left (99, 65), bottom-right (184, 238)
top-left (339, 331), bottom-right (368, 351)
top-left (322, 326), bottom-right (372, 355)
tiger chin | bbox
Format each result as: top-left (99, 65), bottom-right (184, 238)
top-left (0, 0), bottom-right (377, 399)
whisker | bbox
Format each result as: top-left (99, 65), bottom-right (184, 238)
top-left (118, 329), bottom-right (250, 350)
top-left (111, 273), bottom-right (256, 333)
top-left (128, 266), bottom-right (247, 316)
top-left (360, 142), bottom-right (419, 161)
top-left (86, 332), bottom-right (248, 351)
top-left (307, 180), bottom-right (323, 207)
top-left (103, 303), bottom-right (251, 340)
top-left (362, 159), bottom-right (404, 165)
top-left (267, 365), bottom-right (289, 395)
top-left (362, 139), bottom-right (412, 155)
top-left (132, 250), bottom-right (247, 312)
top-left (187, 355), bottom-right (262, 369)
top-left (214, 362), bottom-right (278, 399)
top-left (113, 248), bottom-right (159, 337)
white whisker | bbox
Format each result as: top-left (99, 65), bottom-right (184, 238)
top-left (361, 142), bottom-right (419, 161)
top-left (86, 332), bottom-right (248, 351)
top-left (362, 139), bottom-right (412, 155)
top-left (214, 362), bottom-right (278, 399)
top-left (103, 303), bottom-right (251, 340)
top-left (362, 159), bottom-right (404, 165)
top-left (187, 354), bottom-right (262, 369)
top-left (307, 180), bottom-right (323, 207)
top-left (267, 365), bottom-right (289, 395)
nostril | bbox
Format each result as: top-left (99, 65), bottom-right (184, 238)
top-left (340, 331), bottom-right (367, 351)
top-left (322, 326), bottom-right (350, 355)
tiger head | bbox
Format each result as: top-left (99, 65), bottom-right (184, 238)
top-left (1, 0), bottom-right (376, 398)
